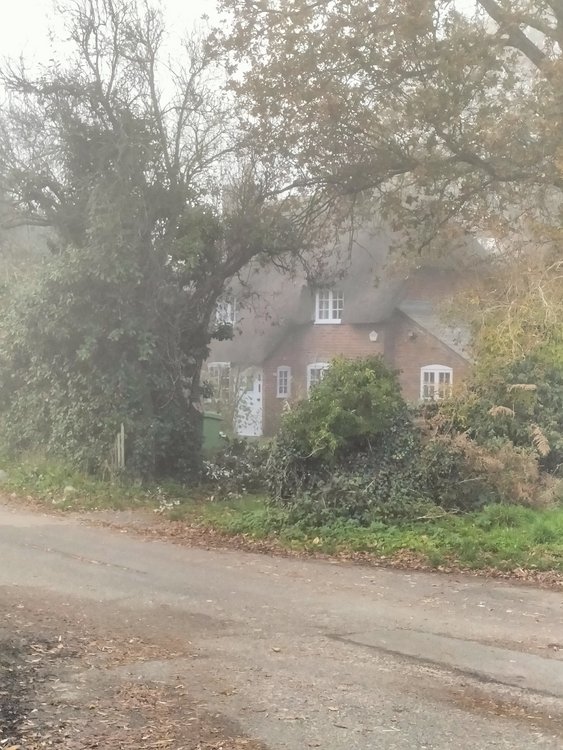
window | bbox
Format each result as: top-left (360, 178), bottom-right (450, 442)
top-left (206, 362), bottom-right (231, 401)
top-left (421, 365), bottom-right (453, 401)
top-left (307, 362), bottom-right (329, 394)
top-left (215, 296), bottom-right (237, 325)
top-left (315, 290), bottom-right (343, 324)
top-left (276, 366), bottom-right (291, 398)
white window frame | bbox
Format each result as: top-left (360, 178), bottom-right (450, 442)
top-left (307, 362), bottom-right (330, 394)
top-left (215, 296), bottom-right (237, 325)
top-left (276, 366), bottom-right (291, 399)
top-left (206, 362), bottom-right (231, 401)
top-left (315, 289), bottom-right (343, 324)
top-left (420, 365), bottom-right (453, 401)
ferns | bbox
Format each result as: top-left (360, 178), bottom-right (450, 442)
top-left (531, 424), bottom-right (551, 457)
top-left (488, 405), bottom-right (515, 417)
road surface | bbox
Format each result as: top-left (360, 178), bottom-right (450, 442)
top-left (1, 503), bottom-right (562, 749)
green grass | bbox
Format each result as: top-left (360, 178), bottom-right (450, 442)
top-left (2, 456), bottom-right (563, 574)
top-left (0, 455), bottom-right (194, 511)
top-left (163, 495), bottom-right (563, 573)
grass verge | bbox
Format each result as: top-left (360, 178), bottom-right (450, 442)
top-left (0, 456), bottom-right (194, 511)
top-left (167, 496), bottom-right (563, 574)
top-left (2, 457), bottom-right (563, 576)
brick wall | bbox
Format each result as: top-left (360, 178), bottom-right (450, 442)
top-left (387, 312), bottom-right (470, 401)
top-left (257, 268), bottom-right (473, 435)
top-left (261, 313), bottom-right (470, 435)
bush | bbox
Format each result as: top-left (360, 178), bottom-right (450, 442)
top-left (278, 356), bottom-right (406, 460)
top-left (203, 436), bottom-right (270, 497)
top-left (273, 419), bottom-right (437, 525)
top-left (266, 356), bottom-right (559, 526)
top-left (439, 355), bottom-right (563, 476)
top-left (267, 357), bottom-right (441, 523)
top-left (420, 433), bottom-right (558, 510)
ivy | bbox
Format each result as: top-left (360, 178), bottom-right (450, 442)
top-left (0, 242), bottom-right (208, 476)
top-left (0, 1), bottom-right (316, 478)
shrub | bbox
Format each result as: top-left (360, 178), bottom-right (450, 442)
top-left (203, 436), bottom-right (270, 497)
top-left (266, 356), bottom-right (559, 526)
top-left (273, 421), bottom-right (437, 525)
top-left (278, 356), bottom-right (406, 461)
top-left (473, 504), bottom-right (537, 530)
top-left (440, 356), bottom-right (563, 476)
top-left (267, 357), bottom-right (441, 523)
top-left (420, 433), bottom-right (557, 510)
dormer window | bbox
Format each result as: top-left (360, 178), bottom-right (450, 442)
top-left (315, 289), bottom-right (343, 324)
top-left (216, 295), bottom-right (237, 325)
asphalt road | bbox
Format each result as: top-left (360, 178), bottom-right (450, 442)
top-left (1, 503), bottom-right (562, 749)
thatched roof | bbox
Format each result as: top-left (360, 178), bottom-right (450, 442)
top-left (208, 227), bottom-right (480, 365)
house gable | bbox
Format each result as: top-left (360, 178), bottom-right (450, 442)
top-left (385, 310), bottom-right (470, 403)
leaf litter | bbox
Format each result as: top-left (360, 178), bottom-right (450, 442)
top-left (0, 588), bottom-right (266, 750)
top-left (87, 510), bottom-right (563, 589)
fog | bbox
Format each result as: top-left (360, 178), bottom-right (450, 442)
top-left (0, 0), bottom-right (217, 62)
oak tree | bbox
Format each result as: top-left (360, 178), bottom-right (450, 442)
top-left (216, 0), bottom-right (562, 256)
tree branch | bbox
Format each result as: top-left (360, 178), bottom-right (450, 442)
top-left (478, 0), bottom-right (551, 75)
top-left (1, 215), bottom-right (52, 230)
top-left (547, 0), bottom-right (563, 25)
top-left (135, 11), bottom-right (175, 183)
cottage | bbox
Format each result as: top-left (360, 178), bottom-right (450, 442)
top-left (206, 226), bottom-right (478, 436)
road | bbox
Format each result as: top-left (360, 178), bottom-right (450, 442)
top-left (1, 502), bottom-right (562, 749)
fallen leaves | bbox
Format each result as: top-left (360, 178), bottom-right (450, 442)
top-left (4, 494), bottom-right (563, 589)
top-left (85, 511), bottom-right (563, 590)
top-left (0, 590), bottom-right (266, 750)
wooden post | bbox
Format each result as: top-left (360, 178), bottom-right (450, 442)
top-left (119, 423), bottom-right (125, 469)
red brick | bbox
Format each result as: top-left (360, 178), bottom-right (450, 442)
top-left (262, 314), bottom-right (470, 436)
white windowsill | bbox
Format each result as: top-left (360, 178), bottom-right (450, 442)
top-left (314, 319), bottom-right (342, 325)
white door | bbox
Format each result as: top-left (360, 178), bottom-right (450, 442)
top-left (235, 368), bottom-right (263, 437)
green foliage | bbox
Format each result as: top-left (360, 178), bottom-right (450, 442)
top-left (0, 454), bottom-right (189, 511)
top-left (268, 357), bottom-right (440, 523)
top-left (0, 241), bottom-right (206, 477)
top-left (169, 495), bottom-right (563, 574)
top-left (436, 354), bottom-right (563, 476)
top-left (418, 432), bottom-right (557, 509)
top-left (203, 436), bottom-right (270, 497)
top-left (267, 357), bottom-right (560, 525)
top-left (0, 1), bottom-right (310, 478)
top-left (280, 356), bottom-right (406, 460)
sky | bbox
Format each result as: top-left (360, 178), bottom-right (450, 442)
top-left (0, 0), bottom-right (218, 63)
top-left (1, 1), bottom-right (483, 64)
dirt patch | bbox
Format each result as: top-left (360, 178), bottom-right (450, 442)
top-left (0, 587), bottom-right (266, 749)
top-left (0, 629), bottom-right (76, 745)
top-left (0, 638), bottom-right (38, 739)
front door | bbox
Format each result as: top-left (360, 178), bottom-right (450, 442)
top-left (235, 368), bottom-right (263, 437)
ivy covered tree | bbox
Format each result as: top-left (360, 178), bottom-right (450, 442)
top-left (0, 0), bottom-right (314, 476)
